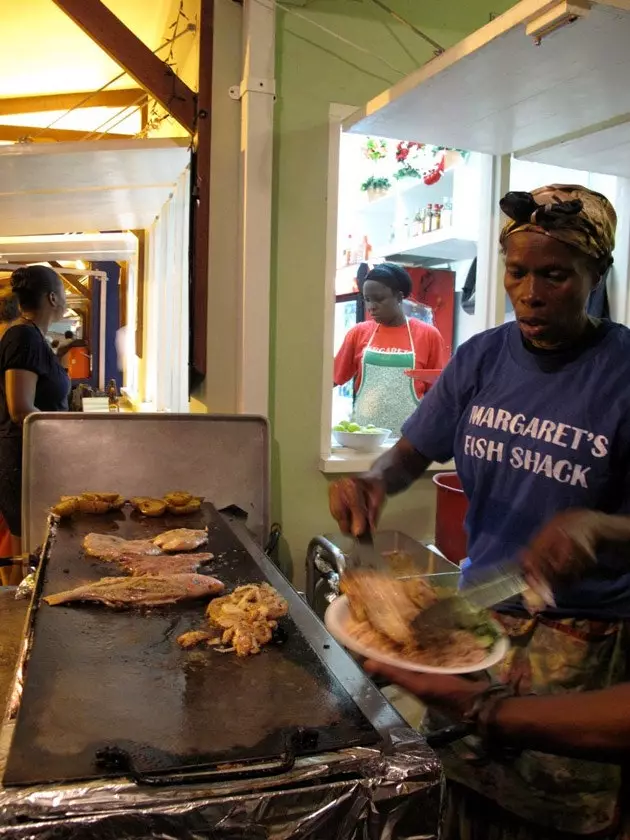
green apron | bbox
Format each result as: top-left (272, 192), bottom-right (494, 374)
top-left (354, 319), bottom-right (420, 435)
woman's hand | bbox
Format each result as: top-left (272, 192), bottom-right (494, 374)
top-left (328, 477), bottom-right (386, 536)
top-left (365, 660), bottom-right (487, 719)
top-left (522, 509), bottom-right (602, 587)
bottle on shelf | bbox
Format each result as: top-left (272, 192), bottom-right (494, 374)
top-left (361, 235), bottom-right (372, 261)
top-left (423, 205), bottom-right (433, 234)
top-left (107, 379), bottom-right (119, 413)
top-left (434, 204), bottom-right (442, 230)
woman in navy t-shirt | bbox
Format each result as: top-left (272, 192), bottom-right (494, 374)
top-left (0, 266), bottom-right (70, 556)
top-left (330, 185), bottom-right (630, 839)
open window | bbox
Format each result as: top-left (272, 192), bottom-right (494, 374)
top-left (321, 111), bottom-right (622, 473)
top-left (321, 110), bottom-right (494, 472)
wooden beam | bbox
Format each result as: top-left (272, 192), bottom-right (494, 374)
top-left (0, 124), bottom-right (130, 143)
top-left (190, 0), bottom-right (213, 381)
top-left (62, 274), bottom-right (92, 301)
top-left (0, 89), bottom-right (146, 116)
top-left (50, 262), bottom-right (93, 301)
top-left (51, 0), bottom-right (196, 134)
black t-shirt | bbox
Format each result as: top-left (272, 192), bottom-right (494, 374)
top-left (0, 324), bottom-right (70, 439)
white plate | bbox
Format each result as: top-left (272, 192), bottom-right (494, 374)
top-left (324, 595), bottom-right (510, 675)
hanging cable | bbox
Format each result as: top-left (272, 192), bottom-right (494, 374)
top-left (250, 0), bottom-right (407, 77)
top-left (81, 93), bottom-right (148, 141)
top-left (23, 17), bottom-right (196, 142)
top-left (366, 0), bottom-right (445, 55)
top-left (89, 101), bottom-right (148, 140)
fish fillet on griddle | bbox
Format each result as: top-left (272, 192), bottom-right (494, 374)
top-left (83, 533), bottom-right (163, 561)
top-left (44, 573), bottom-right (224, 608)
top-left (340, 570), bottom-right (421, 646)
top-left (118, 552), bottom-right (214, 576)
top-left (153, 528), bottom-right (208, 552)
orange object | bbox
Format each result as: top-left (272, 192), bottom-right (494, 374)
top-left (0, 520), bottom-right (11, 557)
top-left (66, 347), bottom-right (90, 380)
top-left (432, 472), bottom-right (469, 564)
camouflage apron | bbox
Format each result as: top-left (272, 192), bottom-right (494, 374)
top-left (430, 614), bottom-right (630, 838)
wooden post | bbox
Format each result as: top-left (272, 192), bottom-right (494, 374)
top-left (190, 0), bottom-right (214, 382)
top-left (51, 0), bottom-right (196, 134)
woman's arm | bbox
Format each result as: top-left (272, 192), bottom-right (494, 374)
top-left (328, 439), bottom-right (431, 535)
top-left (6, 369), bottom-right (39, 425)
top-left (367, 436), bottom-right (432, 494)
top-left (493, 684), bottom-right (630, 760)
top-left (426, 325), bottom-right (447, 369)
top-left (366, 662), bottom-right (630, 762)
top-left (333, 327), bottom-right (359, 387)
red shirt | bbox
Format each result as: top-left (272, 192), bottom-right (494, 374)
top-left (334, 319), bottom-right (446, 399)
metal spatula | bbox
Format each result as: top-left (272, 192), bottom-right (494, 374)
top-left (412, 562), bottom-right (529, 634)
top-left (354, 531), bottom-right (381, 569)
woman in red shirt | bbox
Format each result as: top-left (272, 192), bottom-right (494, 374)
top-left (334, 263), bottom-right (445, 435)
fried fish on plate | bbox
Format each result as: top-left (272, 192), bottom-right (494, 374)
top-left (340, 569), bottom-right (436, 646)
top-left (44, 573), bottom-right (225, 608)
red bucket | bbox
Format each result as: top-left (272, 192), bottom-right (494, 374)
top-left (432, 472), bottom-right (468, 564)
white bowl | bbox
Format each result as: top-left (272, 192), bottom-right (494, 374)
top-left (332, 428), bottom-right (391, 452)
top-left (325, 595), bottom-right (509, 675)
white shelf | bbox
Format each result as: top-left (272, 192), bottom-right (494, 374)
top-left (343, 1), bottom-right (630, 162)
top-left (320, 445), bottom-right (454, 474)
top-left (376, 227), bottom-right (477, 262)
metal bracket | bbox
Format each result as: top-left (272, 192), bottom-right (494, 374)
top-left (229, 77), bottom-right (276, 101)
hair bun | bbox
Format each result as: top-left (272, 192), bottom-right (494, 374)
top-left (10, 267), bottom-right (29, 291)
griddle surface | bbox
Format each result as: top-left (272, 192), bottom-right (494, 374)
top-left (4, 506), bottom-right (377, 786)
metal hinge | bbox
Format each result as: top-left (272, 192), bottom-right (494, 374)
top-left (228, 77), bottom-right (276, 101)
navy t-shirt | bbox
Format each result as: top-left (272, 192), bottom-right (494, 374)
top-left (0, 324), bottom-right (70, 439)
top-left (402, 320), bottom-right (630, 619)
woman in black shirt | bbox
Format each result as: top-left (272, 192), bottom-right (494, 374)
top-left (0, 266), bottom-right (70, 555)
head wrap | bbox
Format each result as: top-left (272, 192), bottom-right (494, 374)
top-left (499, 184), bottom-right (616, 268)
top-left (362, 262), bottom-right (412, 297)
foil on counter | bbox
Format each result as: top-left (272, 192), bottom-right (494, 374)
top-left (14, 574), bottom-right (35, 601)
top-left (0, 724), bottom-right (442, 839)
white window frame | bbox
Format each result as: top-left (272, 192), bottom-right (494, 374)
top-left (319, 105), bottom-right (507, 474)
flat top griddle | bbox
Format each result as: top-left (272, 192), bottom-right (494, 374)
top-left (4, 505), bottom-right (378, 787)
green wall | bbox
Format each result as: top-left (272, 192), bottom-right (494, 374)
top-left (270, 0), bottom-right (515, 583)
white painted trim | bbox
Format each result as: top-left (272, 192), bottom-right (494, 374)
top-left (476, 155), bottom-right (511, 330)
top-left (99, 273), bottom-right (107, 392)
top-left (320, 445), bottom-right (455, 474)
top-left (235, 0), bottom-right (276, 416)
top-left (607, 176), bottom-right (630, 325)
top-left (0, 263), bottom-right (107, 280)
top-left (320, 104), bottom-right (360, 463)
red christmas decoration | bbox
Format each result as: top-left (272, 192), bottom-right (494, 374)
top-left (395, 140), bottom-right (424, 163)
